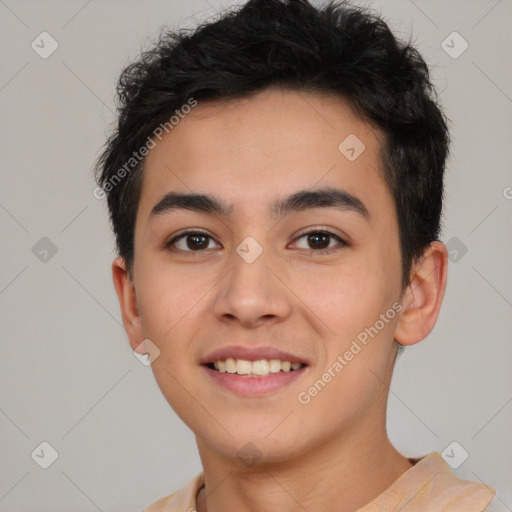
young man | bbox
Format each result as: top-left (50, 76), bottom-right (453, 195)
top-left (95, 0), bottom-right (496, 510)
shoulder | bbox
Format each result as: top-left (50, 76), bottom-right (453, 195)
top-left (143, 472), bottom-right (204, 512)
top-left (411, 452), bottom-right (496, 510)
top-left (364, 452), bottom-right (496, 512)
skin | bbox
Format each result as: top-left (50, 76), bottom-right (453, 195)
top-left (112, 87), bottom-right (448, 512)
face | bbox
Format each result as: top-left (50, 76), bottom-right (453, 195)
top-left (125, 88), bottom-right (407, 465)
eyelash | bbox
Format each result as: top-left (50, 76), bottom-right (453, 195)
top-left (164, 228), bottom-right (348, 255)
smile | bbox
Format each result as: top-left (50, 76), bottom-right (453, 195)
top-left (202, 360), bottom-right (308, 396)
top-left (207, 358), bottom-right (305, 377)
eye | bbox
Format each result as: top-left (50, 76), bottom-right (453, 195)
top-left (165, 228), bottom-right (347, 255)
top-left (291, 229), bottom-right (347, 254)
top-left (165, 230), bottom-right (221, 252)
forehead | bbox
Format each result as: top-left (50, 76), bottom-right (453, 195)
top-left (138, 88), bottom-right (391, 224)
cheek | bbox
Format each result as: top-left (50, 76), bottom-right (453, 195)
top-left (135, 255), bottom-right (204, 340)
top-left (292, 255), bottom-right (390, 344)
top-left (292, 253), bottom-right (398, 395)
top-left (133, 256), bottom-right (208, 367)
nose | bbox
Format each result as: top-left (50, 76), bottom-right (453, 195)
top-left (212, 245), bottom-right (293, 329)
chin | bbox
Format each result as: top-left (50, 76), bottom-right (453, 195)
top-left (198, 426), bottom-right (310, 466)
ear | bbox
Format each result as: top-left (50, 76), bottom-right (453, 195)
top-left (394, 241), bottom-right (448, 346)
top-left (112, 256), bottom-right (144, 352)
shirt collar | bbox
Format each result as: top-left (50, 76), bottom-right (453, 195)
top-left (144, 451), bottom-right (495, 512)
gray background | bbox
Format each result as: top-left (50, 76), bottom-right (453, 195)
top-left (0, 0), bottom-right (511, 510)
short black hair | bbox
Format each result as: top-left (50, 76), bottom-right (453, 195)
top-left (95, 0), bottom-right (449, 290)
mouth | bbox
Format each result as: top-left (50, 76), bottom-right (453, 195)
top-left (200, 346), bottom-right (309, 395)
top-left (204, 358), bottom-right (307, 378)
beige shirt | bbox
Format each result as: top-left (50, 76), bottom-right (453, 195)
top-left (143, 451), bottom-right (496, 511)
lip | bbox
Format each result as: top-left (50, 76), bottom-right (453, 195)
top-left (202, 364), bottom-right (308, 396)
top-left (200, 345), bottom-right (309, 365)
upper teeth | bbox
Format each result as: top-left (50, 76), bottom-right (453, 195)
top-left (213, 358), bottom-right (303, 376)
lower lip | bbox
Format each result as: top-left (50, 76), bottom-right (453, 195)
top-left (202, 365), bottom-right (307, 396)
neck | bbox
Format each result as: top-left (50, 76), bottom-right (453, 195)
top-left (195, 421), bottom-right (413, 512)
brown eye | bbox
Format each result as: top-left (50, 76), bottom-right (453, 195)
top-left (306, 232), bottom-right (330, 249)
top-left (293, 230), bottom-right (347, 253)
top-left (166, 231), bottom-right (221, 252)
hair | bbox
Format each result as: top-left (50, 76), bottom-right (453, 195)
top-left (94, 0), bottom-right (449, 292)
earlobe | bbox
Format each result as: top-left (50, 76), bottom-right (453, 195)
top-left (112, 256), bottom-right (144, 351)
top-left (394, 241), bottom-right (448, 347)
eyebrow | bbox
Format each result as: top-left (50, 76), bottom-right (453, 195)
top-left (149, 186), bottom-right (370, 222)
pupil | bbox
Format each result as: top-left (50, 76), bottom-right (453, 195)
top-left (187, 234), bottom-right (208, 250)
top-left (309, 233), bottom-right (329, 249)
